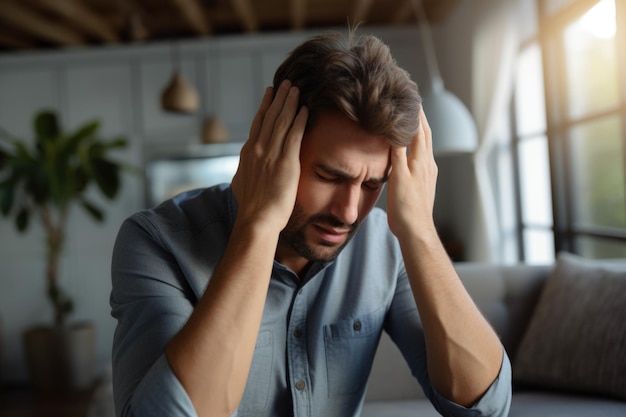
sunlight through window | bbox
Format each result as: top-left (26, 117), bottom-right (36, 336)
top-left (579, 0), bottom-right (616, 39)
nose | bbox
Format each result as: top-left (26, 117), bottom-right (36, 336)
top-left (329, 184), bottom-right (360, 226)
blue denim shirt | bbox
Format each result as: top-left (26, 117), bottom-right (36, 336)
top-left (111, 184), bottom-right (511, 417)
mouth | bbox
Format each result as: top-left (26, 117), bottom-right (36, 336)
top-left (312, 223), bottom-right (351, 245)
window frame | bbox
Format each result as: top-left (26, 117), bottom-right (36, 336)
top-left (513, 0), bottom-right (626, 261)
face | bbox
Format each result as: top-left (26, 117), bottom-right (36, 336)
top-left (277, 110), bottom-right (391, 272)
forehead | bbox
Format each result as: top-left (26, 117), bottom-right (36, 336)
top-left (301, 111), bottom-right (390, 172)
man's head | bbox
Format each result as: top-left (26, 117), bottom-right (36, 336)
top-left (273, 30), bottom-right (421, 146)
top-left (273, 30), bottom-right (422, 271)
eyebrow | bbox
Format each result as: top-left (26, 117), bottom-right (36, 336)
top-left (314, 162), bottom-right (389, 184)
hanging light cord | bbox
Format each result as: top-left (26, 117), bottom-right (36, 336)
top-left (410, 0), bottom-right (443, 87)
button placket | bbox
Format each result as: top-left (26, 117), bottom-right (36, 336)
top-left (287, 286), bottom-right (311, 414)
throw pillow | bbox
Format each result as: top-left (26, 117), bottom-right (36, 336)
top-left (513, 252), bottom-right (626, 400)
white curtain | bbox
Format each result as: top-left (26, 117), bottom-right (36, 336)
top-left (466, 0), bottom-right (524, 262)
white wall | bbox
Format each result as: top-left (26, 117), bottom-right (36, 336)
top-left (0, 26), bottom-right (437, 384)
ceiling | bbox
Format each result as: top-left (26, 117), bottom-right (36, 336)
top-left (0, 0), bottom-right (459, 54)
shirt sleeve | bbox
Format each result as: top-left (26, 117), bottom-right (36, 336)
top-left (385, 269), bottom-right (512, 417)
top-left (110, 214), bottom-right (198, 417)
top-left (428, 350), bottom-right (512, 417)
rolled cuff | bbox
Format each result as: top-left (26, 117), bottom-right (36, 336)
top-left (128, 355), bottom-right (197, 417)
top-left (429, 347), bottom-right (512, 417)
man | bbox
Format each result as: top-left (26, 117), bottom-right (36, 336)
top-left (111, 30), bottom-right (511, 417)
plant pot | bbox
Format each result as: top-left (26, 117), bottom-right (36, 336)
top-left (23, 322), bottom-right (96, 395)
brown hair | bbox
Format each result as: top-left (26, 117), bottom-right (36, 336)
top-left (273, 29), bottom-right (421, 146)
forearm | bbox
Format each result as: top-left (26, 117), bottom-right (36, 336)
top-left (398, 229), bottom-right (502, 407)
top-left (165, 220), bottom-right (279, 417)
top-left (164, 81), bottom-right (304, 416)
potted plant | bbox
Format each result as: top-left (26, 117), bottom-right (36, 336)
top-left (0, 110), bottom-right (129, 394)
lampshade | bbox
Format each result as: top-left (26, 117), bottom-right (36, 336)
top-left (160, 71), bottom-right (199, 114)
top-left (422, 78), bottom-right (478, 154)
top-left (202, 116), bottom-right (229, 144)
top-left (412, 0), bottom-right (478, 155)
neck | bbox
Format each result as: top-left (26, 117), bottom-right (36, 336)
top-left (275, 238), bottom-right (310, 280)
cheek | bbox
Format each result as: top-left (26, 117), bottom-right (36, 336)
top-left (296, 177), bottom-right (332, 213)
top-left (358, 190), bottom-right (383, 220)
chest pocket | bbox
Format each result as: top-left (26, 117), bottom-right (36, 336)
top-left (237, 330), bottom-right (273, 414)
top-left (323, 307), bottom-right (385, 397)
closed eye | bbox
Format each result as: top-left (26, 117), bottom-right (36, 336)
top-left (315, 172), bottom-right (339, 183)
top-left (363, 181), bottom-right (384, 192)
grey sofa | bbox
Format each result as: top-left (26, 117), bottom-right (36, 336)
top-left (363, 254), bottom-right (626, 416)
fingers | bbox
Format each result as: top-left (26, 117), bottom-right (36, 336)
top-left (248, 86), bottom-right (274, 143)
top-left (392, 107), bottom-right (434, 176)
top-left (283, 105), bottom-right (308, 159)
top-left (257, 80), bottom-right (299, 150)
top-left (418, 107), bottom-right (433, 155)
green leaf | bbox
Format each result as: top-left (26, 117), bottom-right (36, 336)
top-left (34, 111), bottom-right (60, 144)
top-left (72, 166), bottom-right (89, 194)
top-left (103, 137), bottom-right (128, 150)
top-left (0, 149), bottom-right (8, 169)
top-left (14, 141), bottom-right (33, 160)
top-left (25, 165), bottom-right (51, 205)
top-left (92, 158), bottom-right (121, 199)
top-left (80, 200), bottom-right (104, 222)
top-left (62, 120), bottom-right (100, 155)
top-left (0, 181), bottom-right (14, 215)
top-left (60, 299), bottom-right (74, 315)
top-left (16, 207), bottom-right (29, 231)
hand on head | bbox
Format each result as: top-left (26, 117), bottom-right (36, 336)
top-left (231, 80), bottom-right (309, 231)
top-left (386, 108), bottom-right (439, 241)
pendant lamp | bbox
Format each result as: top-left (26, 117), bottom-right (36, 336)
top-left (412, 0), bottom-right (478, 154)
top-left (161, 42), bottom-right (199, 114)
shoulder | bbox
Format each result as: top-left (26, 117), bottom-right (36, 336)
top-left (133, 184), bottom-right (235, 232)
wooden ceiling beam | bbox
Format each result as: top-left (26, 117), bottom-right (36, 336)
top-left (392, 0), bottom-right (415, 24)
top-left (351, 0), bottom-right (375, 25)
top-left (33, 0), bottom-right (118, 43)
top-left (170, 0), bottom-right (211, 35)
top-left (229, 0), bottom-right (259, 32)
top-left (0, 1), bottom-right (84, 46)
top-left (398, 0), bottom-right (457, 23)
top-left (291, 0), bottom-right (307, 30)
top-left (0, 32), bottom-right (35, 50)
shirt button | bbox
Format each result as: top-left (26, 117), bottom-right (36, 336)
top-left (294, 328), bottom-right (302, 338)
top-left (353, 320), bottom-right (362, 331)
top-left (295, 380), bottom-right (306, 391)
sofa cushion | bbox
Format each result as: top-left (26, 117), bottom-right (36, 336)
top-left (509, 392), bottom-right (626, 417)
top-left (513, 252), bottom-right (626, 400)
top-left (361, 399), bottom-right (441, 417)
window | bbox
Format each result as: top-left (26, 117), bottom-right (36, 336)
top-left (513, 0), bottom-right (626, 262)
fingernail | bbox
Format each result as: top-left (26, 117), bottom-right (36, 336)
top-left (281, 79), bottom-right (291, 88)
